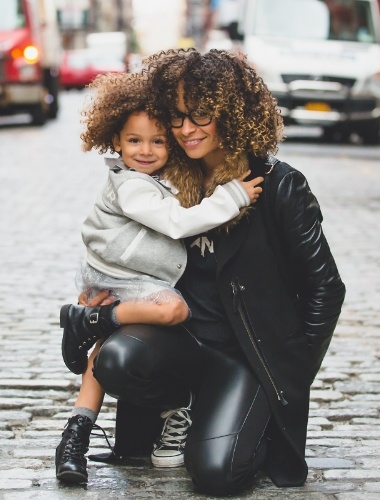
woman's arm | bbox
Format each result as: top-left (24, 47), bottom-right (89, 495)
top-left (273, 168), bottom-right (346, 381)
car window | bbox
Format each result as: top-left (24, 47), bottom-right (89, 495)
top-left (328, 0), bottom-right (376, 42)
top-left (0, 0), bottom-right (26, 30)
top-left (251, 0), bottom-right (376, 43)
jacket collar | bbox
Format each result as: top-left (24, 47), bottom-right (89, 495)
top-left (105, 156), bottom-right (126, 170)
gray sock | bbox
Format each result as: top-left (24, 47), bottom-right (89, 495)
top-left (71, 407), bottom-right (98, 424)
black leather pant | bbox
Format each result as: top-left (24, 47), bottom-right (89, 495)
top-left (93, 324), bottom-right (271, 496)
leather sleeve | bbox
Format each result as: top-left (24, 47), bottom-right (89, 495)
top-left (272, 168), bottom-right (346, 381)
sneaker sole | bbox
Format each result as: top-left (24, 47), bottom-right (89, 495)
top-left (151, 455), bottom-right (185, 468)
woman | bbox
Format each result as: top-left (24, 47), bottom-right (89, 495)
top-left (55, 71), bottom-right (262, 483)
top-left (90, 49), bottom-right (345, 496)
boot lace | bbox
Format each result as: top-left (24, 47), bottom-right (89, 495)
top-left (62, 420), bottom-right (114, 461)
top-left (62, 430), bottom-right (89, 462)
top-left (91, 422), bottom-right (114, 451)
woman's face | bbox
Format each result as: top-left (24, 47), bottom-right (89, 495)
top-left (170, 83), bottom-right (225, 169)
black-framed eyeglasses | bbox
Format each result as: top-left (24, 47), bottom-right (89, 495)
top-left (170, 110), bottom-right (213, 128)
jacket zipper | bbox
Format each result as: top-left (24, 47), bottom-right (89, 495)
top-left (231, 279), bottom-right (288, 406)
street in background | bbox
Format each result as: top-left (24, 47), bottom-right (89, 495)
top-left (0, 89), bottom-right (379, 497)
top-left (132, 0), bottom-right (187, 56)
top-left (235, 0), bottom-right (380, 144)
top-left (59, 46), bottom-right (126, 90)
top-left (2, 0), bottom-right (380, 143)
top-left (0, 0), bottom-right (62, 125)
top-left (60, 31), bottom-right (128, 90)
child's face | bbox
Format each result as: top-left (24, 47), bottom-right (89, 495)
top-left (113, 111), bottom-right (169, 175)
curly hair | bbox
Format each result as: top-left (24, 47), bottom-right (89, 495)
top-left (143, 48), bottom-right (284, 223)
top-left (80, 71), bottom-right (166, 155)
top-left (79, 70), bottom-right (200, 208)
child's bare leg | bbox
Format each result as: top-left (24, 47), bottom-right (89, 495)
top-left (115, 293), bottom-right (189, 326)
top-left (74, 341), bottom-right (105, 414)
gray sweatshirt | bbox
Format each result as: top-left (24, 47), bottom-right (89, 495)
top-left (82, 157), bottom-right (250, 286)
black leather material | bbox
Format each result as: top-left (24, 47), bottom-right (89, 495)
top-left (112, 400), bottom-right (162, 459)
top-left (94, 328), bottom-right (272, 495)
top-left (215, 156), bottom-right (345, 486)
top-left (184, 346), bottom-right (271, 495)
top-left (253, 157), bottom-right (346, 381)
top-left (60, 301), bottom-right (119, 374)
top-left (55, 415), bottom-right (93, 484)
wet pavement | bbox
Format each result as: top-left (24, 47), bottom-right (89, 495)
top-left (0, 91), bottom-right (379, 499)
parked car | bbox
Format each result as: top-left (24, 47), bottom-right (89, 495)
top-left (60, 47), bottom-right (125, 90)
top-left (0, 0), bottom-right (61, 125)
top-left (237, 0), bottom-right (380, 144)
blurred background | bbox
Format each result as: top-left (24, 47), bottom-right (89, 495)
top-left (1, 0), bottom-right (380, 144)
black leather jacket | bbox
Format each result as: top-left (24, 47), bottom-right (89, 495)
top-left (215, 155), bottom-right (346, 486)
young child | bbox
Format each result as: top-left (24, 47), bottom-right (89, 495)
top-left (56, 72), bottom-right (263, 484)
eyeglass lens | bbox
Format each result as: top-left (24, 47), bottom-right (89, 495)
top-left (170, 111), bottom-right (212, 128)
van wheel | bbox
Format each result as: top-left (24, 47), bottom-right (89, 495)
top-left (48, 81), bottom-right (59, 119)
top-left (30, 103), bottom-right (47, 126)
top-left (322, 126), bottom-right (338, 142)
top-left (322, 126), bottom-right (351, 143)
top-left (358, 118), bottom-right (380, 145)
top-left (44, 70), bottom-right (60, 119)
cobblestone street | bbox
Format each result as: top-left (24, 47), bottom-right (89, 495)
top-left (0, 92), bottom-right (379, 499)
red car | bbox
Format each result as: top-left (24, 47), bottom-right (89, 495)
top-left (60, 48), bottom-right (126, 90)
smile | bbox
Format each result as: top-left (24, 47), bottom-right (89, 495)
top-left (182, 138), bottom-right (204, 147)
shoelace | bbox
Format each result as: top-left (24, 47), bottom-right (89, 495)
top-left (91, 422), bottom-right (114, 452)
top-left (63, 422), bottom-right (115, 459)
top-left (62, 430), bottom-right (89, 460)
top-left (157, 408), bottom-right (192, 449)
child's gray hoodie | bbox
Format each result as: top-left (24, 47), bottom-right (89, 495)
top-left (82, 157), bottom-right (250, 287)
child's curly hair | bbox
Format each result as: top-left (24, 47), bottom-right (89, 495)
top-left (79, 70), bottom-right (201, 212)
top-left (80, 71), bottom-right (167, 155)
top-left (143, 48), bottom-right (284, 218)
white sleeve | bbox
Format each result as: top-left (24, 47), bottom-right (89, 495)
top-left (117, 178), bottom-right (250, 239)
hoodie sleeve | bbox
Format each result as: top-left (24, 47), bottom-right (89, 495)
top-left (116, 177), bottom-right (250, 239)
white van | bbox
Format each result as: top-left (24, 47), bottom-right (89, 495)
top-left (237, 0), bottom-right (380, 143)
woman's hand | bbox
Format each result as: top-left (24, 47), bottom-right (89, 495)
top-left (78, 289), bottom-right (114, 307)
top-left (238, 171), bottom-right (264, 204)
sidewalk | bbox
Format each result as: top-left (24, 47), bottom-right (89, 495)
top-left (0, 107), bottom-right (379, 498)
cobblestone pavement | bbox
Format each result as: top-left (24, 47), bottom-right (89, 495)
top-left (0, 92), bottom-right (379, 499)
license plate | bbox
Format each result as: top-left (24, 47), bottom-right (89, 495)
top-left (304, 102), bottom-right (331, 112)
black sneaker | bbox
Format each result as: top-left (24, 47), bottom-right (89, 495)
top-left (151, 395), bottom-right (192, 468)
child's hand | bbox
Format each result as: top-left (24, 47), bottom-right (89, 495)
top-left (78, 289), bottom-right (114, 307)
top-left (238, 171), bottom-right (264, 204)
